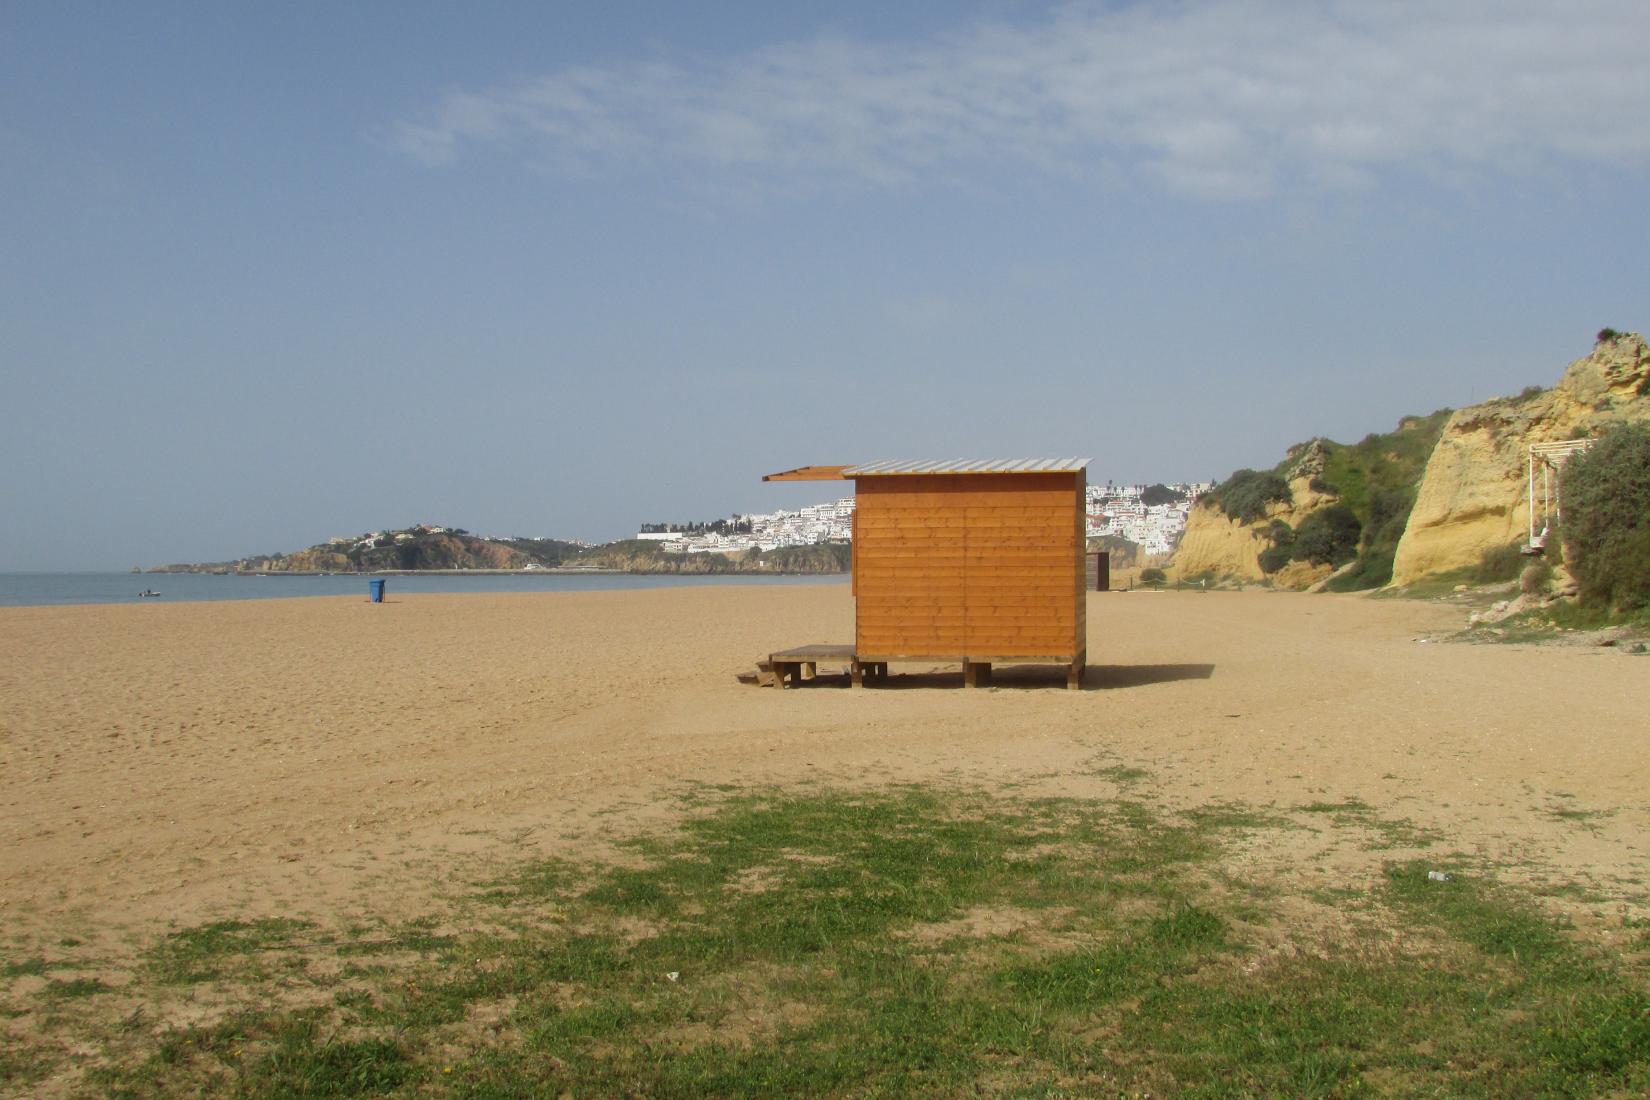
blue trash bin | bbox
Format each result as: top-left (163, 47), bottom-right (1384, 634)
top-left (369, 578), bottom-right (386, 603)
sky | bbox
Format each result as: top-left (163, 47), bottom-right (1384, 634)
top-left (3, 1), bottom-right (1648, 570)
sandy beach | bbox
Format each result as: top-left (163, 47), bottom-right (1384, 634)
top-left (4, 584), bottom-right (1648, 961)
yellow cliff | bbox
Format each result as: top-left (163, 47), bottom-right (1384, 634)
top-left (1390, 333), bottom-right (1650, 587)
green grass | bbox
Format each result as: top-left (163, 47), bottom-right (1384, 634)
top-left (1296, 798), bottom-right (1440, 849)
top-left (1089, 763), bottom-right (1151, 784)
top-left (147, 918), bottom-right (318, 984)
top-left (11, 786), bottom-right (1650, 1097)
top-left (45, 976), bottom-right (114, 999)
top-left (1465, 599), bottom-right (1650, 645)
top-left (2, 957), bottom-right (49, 978)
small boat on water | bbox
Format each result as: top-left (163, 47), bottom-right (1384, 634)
top-left (137, 589), bottom-right (162, 598)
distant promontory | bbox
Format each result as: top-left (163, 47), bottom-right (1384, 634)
top-left (150, 524), bottom-right (850, 576)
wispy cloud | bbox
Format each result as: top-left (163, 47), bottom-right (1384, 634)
top-left (391, 1), bottom-right (1650, 199)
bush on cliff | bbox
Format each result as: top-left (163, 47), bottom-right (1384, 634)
top-left (1291, 505), bottom-right (1363, 567)
top-left (1562, 423), bottom-right (1650, 611)
top-left (1257, 521), bottom-right (1294, 574)
top-left (1208, 470), bottom-right (1291, 525)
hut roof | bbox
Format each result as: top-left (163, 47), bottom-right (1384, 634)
top-left (764, 458), bottom-right (1089, 482)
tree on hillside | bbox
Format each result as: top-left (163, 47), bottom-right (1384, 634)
top-left (1562, 423), bottom-right (1650, 611)
top-left (1140, 483), bottom-right (1187, 506)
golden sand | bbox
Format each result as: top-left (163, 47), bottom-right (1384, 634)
top-left (3, 586), bottom-right (1647, 955)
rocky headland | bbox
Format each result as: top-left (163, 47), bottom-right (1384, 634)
top-left (1170, 330), bottom-right (1650, 591)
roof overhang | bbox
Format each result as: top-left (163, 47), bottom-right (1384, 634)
top-left (762, 465), bottom-right (852, 482)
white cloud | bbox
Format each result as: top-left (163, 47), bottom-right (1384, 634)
top-left (391, 0), bottom-right (1650, 199)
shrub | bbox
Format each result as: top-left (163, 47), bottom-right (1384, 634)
top-left (1139, 483), bottom-right (1188, 507)
top-left (1474, 542), bottom-right (1527, 584)
top-left (1597, 327), bottom-right (1622, 344)
top-left (1140, 568), bottom-right (1167, 587)
top-left (1257, 543), bottom-right (1293, 574)
top-left (1291, 505), bottom-right (1363, 567)
top-left (1562, 423), bottom-right (1650, 610)
top-left (1520, 559), bottom-right (1553, 595)
top-left (1207, 469), bottom-right (1292, 525)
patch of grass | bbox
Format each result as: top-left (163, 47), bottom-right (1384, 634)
top-left (1183, 802), bottom-right (1290, 833)
top-left (0, 1046), bottom-right (52, 1092)
top-left (479, 855), bottom-right (581, 905)
top-left (101, 1010), bottom-right (418, 1098)
top-left (999, 903), bottom-right (1228, 1012)
top-left (1539, 599), bottom-right (1650, 632)
top-left (2, 957), bottom-right (49, 978)
top-left (46, 977), bottom-right (114, 999)
top-left (1091, 763), bottom-right (1150, 784)
top-left (1299, 797), bottom-right (1373, 815)
top-left (1384, 861), bottom-right (1570, 963)
top-left (147, 918), bottom-right (316, 983)
top-left (333, 926), bottom-right (457, 958)
top-left (1295, 799), bottom-right (1440, 849)
top-left (1549, 804), bottom-right (1616, 829)
top-left (41, 788), bottom-right (1650, 1097)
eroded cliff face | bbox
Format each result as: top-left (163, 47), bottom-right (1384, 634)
top-left (1390, 333), bottom-right (1650, 586)
top-left (1170, 505), bottom-right (1271, 581)
top-left (1169, 442), bottom-right (1342, 587)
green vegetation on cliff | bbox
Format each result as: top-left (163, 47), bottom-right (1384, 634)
top-left (1204, 408), bottom-right (1452, 590)
top-left (1206, 470), bottom-right (1291, 525)
top-left (1318, 408), bottom-right (1454, 590)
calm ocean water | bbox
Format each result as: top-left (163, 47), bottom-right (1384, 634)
top-left (0, 572), bottom-right (846, 608)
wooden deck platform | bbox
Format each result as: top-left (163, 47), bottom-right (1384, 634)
top-left (758, 644), bottom-right (886, 689)
top-left (757, 645), bottom-right (1081, 689)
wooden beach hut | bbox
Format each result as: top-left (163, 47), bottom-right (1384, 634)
top-left (763, 459), bottom-right (1089, 689)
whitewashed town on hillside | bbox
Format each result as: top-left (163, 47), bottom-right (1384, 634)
top-left (635, 481), bottom-right (1213, 558)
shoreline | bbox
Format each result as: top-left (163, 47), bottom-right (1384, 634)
top-left (146, 567), bottom-right (849, 577)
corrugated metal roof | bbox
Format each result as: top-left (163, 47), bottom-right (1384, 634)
top-left (843, 458), bottom-right (1090, 476)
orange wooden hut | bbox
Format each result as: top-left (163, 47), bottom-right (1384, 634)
top-left (764, 459), bottom-right (1089, 689)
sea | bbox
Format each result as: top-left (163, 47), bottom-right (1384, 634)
top-left (0, 572), bottom-right (846, 608)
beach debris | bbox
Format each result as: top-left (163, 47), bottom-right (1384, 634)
top-left (1427, 870), bottom-right (1454, 882)
top-left (665, 971), bottom-right (680, 982)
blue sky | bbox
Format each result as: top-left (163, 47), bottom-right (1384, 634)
top-left (4, 1), bottom-right (1647, 570)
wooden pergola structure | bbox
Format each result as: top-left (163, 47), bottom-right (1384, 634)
top-left (763, 459), bottom-right (1089, 689)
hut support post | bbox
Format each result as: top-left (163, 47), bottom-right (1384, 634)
top-left (963, 661), bottom-right (991, 688)
top-left (1067, 660), bottom-right (1084, 690)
